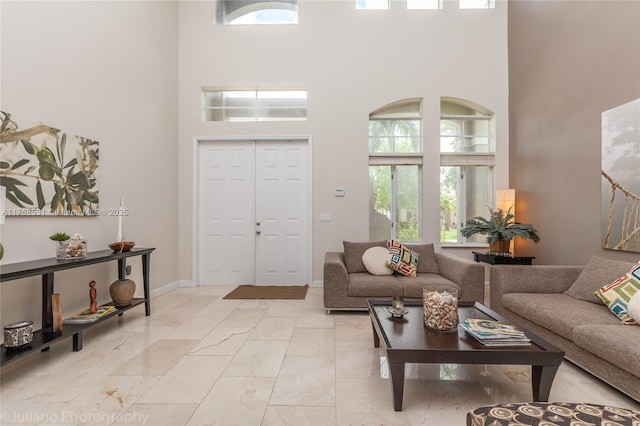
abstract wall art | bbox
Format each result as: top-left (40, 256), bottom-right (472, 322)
top-left (601, 98), bottom-right (640, 253)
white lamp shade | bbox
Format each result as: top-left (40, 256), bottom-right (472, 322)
top-left (496, 189), bottom-right (516, 216)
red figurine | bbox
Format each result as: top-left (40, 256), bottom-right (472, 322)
top-left (89, 281), bottom-right (97, 314)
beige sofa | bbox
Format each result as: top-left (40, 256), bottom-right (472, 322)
top-left (323, 241), bottom-right (485, 312)
top-left (490, 256), bottom-right (640, 401)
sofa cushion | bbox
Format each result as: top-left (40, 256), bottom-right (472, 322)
top-left (630, 293), bottom-right (640, 323)
top-left (397, 274), bottom-right (458, 298)
top-left (501, 293), bottom-right (621, 341)
top-left (595, 261), bottom-right (640, 324)
top-left (573, 324), bottom-right (640, 377)
top-left (362, 247), bottom-right (394, 276)
top-left (386, 240), bottom-right (418, 277)
top-left (564, 255), bottom-right (634, 305)
top-left (343, 240), bottom-right (387, 273)
top-left (405, 243), bottom-right (439, 274)
top-left (348, 272), bottom-right (400, 297)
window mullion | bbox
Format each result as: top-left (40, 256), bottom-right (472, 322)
top-left (390, 166), bottom-right (397, 240)
top-left (458, 168), bottom-right (466, 242)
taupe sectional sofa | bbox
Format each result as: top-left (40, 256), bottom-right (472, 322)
top-left (323, 241), bottom-right (485, 312)
top-left (490, 256), bottom-right (640, 401)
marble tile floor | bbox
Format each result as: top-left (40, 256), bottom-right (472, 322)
top-left (1, 286), bottom-right (639, 425)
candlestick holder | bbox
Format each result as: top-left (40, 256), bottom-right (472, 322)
top-left (387, 295), bottom-right (408, 318)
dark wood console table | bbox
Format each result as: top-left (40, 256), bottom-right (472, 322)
top-left (0, 247), bottom-right (155, 366)
top-left (473, 251), bottom-right (535, 265)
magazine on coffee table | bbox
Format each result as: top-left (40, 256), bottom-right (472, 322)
top-left (464, 319), bottom-right (526, 336)
top-left (461, 319), bottom-right (531, 346)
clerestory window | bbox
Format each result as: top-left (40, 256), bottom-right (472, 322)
top-left (407, 0), bottom-right (441, 9)
top-left (459, 0), bottom-right (495, 9)
top-left (356, 0), bottom-right (390, 10)
top-left (216, 0), bottom-right (298, 25)
top-left (202, 88), bottom-right (307, 122)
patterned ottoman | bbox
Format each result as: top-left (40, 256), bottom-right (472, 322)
top-left (467, 402), bottom-right (640, 426)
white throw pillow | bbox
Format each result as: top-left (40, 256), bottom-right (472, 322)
top-left (628, 293), bottom-right (640, 324)
top-left (362, 247), bottom-right (394, 276)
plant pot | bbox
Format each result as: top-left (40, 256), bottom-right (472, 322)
top-left (489, 239), bottom-right (511, 253)
top-left (109, 279), bottom-right (136, 307)
top-left (55, 241), bottom-right (69, 259)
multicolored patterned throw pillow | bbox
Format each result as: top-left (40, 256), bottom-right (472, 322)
top-left (594, 261), bottom-right (640, 324)
top-left (385, 240), bottom-right (419, 277)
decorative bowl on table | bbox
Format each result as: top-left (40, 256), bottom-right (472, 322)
top-left (109, 241), bottom-right (136, 253)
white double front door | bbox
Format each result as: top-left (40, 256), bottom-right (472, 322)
top-left (197, 139), bottom-right (310, 286)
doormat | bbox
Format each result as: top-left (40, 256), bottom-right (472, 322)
top-left (222, 284), bottom-right (309, 300)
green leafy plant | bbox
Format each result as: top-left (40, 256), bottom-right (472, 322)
top-left (49, 232), bottom-right (70, 241)
top-left (460, 207), bottom-right (541, 244)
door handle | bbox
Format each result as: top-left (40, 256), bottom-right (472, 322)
top-left (256, 221), bottom-right (261, 226)
top-left (256, 230), bottom-right (261, 235)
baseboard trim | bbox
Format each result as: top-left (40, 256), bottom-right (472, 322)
top-left (149, 280), bottom-right (194, 299)
top-left (152, 280), bottom-right (317, 296)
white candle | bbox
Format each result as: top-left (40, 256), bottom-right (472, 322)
top-left (117, 197), bottom-right (124, 241)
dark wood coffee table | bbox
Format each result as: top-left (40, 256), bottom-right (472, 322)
top-left (368, 299), bottom-right (565, 411)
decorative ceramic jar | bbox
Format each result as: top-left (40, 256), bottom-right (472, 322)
top-left (109, 279), bottom-right (136, 307)
top-left (423, 289), bottom-right (458, 332)
top-left (4, 320), bottom-right (34, 349)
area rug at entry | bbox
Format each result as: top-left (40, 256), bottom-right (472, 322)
top-left (222, 285), bottom-right (309, 300)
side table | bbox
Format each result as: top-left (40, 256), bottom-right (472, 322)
top-left (1, 248), bottom-right (154, 367)
top-left (472, 251), bottom-right (535, 265)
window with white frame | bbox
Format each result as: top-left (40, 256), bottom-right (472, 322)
top-left (356, 0), bottom-right (389, 10)
top-left (216, 0), bottom-right (298, 25)
top-left (202, 89), bottom-right (307, 122)
top-left (369, 99), bottom-right (422, 243)
top-left (440, 98), bottom-right (494, 244)
top-left (407, 0), bottom-right (441, 10)
top-left (459, 0), bottom-right (495, 9)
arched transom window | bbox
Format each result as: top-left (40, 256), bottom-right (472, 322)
top-left (216, 0), bottom-right (298, 25)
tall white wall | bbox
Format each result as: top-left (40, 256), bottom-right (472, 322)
top-left (0, 0), bottom-right (509, 333)
top-left (1, 1), bottom-right (179, 327)
top-left (178, 0), bottom-right (510, 283)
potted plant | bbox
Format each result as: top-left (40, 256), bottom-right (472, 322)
top-left (50, 232), bottom-right (70, 259)
top-left (460, 207), bottom-right (540, 253)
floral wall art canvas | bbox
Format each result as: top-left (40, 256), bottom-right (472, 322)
top-left (0, 112), bottom-right (99, 216)
top-left (601, 98), bottom-right (640, 253)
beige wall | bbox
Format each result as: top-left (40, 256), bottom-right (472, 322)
top-left (178, 0), bottom-right (510, 284)
top-left (508, 0), bottom-right (640, 264)
top-left (0, 1), bottom-right (179, 327)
